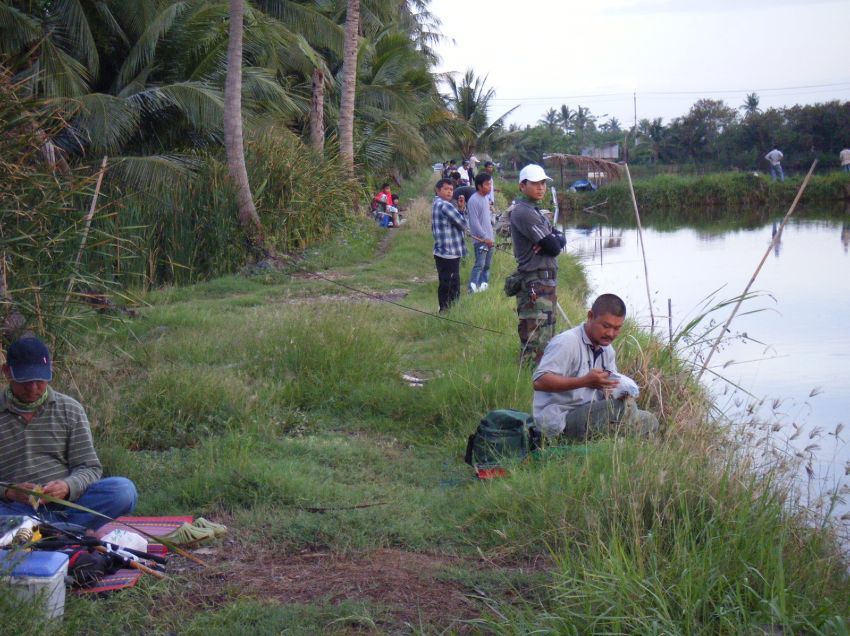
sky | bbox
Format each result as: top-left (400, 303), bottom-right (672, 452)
top-left (427, 0), bottom-right (850, 129)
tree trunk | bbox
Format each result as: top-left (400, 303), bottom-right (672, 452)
top-left (225, 0), bottom-right (265, 253)
top-left (310, 68), bottom-right (325, 154)
top-left (338, 0), bottom-right (359, 177)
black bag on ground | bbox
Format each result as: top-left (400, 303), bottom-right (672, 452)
top-left (465, 409), bottom-right (537, 467)
top-left (66, 548), bottom-right (123, 587)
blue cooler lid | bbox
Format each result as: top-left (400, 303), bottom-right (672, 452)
top-left (0, 550), bottom-right (68, 577)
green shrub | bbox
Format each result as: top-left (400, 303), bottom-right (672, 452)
top-left (90, 128), bottom-right (362, 289)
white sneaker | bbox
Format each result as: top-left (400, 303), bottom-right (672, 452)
top-left (469, 283), bottom-right (478, 293)
top-left (479, 282), bottom-right (489, 291)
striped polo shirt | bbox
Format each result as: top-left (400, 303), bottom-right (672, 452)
top-left (0, 387), bottom-right (102, 502)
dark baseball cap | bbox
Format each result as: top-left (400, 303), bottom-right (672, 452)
top-left (6, 337), bottom-right (53, 382)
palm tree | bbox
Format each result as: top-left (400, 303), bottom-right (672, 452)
top-left (573, 105), bottom-right (597, 145)
top-left (225, 0), bottom-right (264, 250)
top-left (250, 0), bottom-right (345, 153)
top-left (558, 104), bottom-right (575, 134)
top-left (310, 68), bottom-right (326, 152)
top-left (741, 92), bottom-right (761, 118)
top-left (443, 69), bottom-right (517, 159)
top-left (339, 0), bottom-right (361, 176)
top-left (539, 108), bottom-right (560, 135)
top-left (350, 25), bottom-right (441, 176)
top-left (638, 117), bottom-right (665, 163)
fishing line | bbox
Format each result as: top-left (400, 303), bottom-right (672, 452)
top-left (290, 265), bottom-right (508, 336)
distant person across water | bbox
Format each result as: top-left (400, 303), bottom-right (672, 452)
top-left (0, 337), bottom-right (137, 529)
top-left (765, 148), bottom-right (784, 182)
top-left (532, 294), bottom-right (659, 440)
top-left (840, 148), bottom-right (850, 173)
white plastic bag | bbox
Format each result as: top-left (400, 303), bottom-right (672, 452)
top-left (100, 529), bottom-right (148, 552)
top-left (608, 372), bottom-right (639, 399)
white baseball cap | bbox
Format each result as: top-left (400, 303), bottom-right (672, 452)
top-left (519, 164), bottom-right (552, 183)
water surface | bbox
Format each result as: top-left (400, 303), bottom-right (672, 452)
top-left (564, 210), bottom-right (850, 526)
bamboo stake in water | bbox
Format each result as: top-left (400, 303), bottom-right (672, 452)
top-left (695, 159), bottom-right (818, 383)
top-left (623, 163), bottom-right (655, 332)
top-left (668, 298), bottom-right (673, 346)
top-left (64, 156), bottom-right (108, 311)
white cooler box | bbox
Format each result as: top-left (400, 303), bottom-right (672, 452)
top-left (0, 549), bottom-right (69, 620)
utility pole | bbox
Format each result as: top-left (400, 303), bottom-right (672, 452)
top-left (625, 91), bottom-right (637, 164)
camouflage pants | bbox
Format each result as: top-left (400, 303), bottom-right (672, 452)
top-left (516, 279), bottom-right (557, 366)
top-left (561, 397), bottom-right (659, 441)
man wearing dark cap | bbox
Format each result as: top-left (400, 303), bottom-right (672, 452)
top-left (0, 337), bottom-right (137, 529)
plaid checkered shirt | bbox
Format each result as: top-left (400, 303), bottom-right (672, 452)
top-left (431, 196), bottom-right (468, 258)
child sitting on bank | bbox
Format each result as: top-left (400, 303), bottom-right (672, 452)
top-left (386, 194), bottom-right (403, 227)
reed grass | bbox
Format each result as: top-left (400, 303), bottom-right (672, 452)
top-left (0, 71), bottom-right (127, 351)
top-left (89, 127), bottom-right (362, 290)
top-left (569, 170), bottom-right (850, 216)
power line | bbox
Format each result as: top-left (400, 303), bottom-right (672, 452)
top-left (294, 267), bottom-right (508, 336)
top-left (488, 80), bottom-right (850, 102)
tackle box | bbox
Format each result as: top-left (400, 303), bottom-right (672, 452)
top-left (0, 549), bottom-right (68, 620)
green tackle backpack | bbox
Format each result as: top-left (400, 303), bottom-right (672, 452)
top-left (464, 409), bottom-right (537, 468)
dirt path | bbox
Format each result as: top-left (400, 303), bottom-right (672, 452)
top-left (168, 542), bottom-right (493, 632)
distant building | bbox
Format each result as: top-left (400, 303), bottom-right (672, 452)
top-left (581, 143), bottom-right (619, 160)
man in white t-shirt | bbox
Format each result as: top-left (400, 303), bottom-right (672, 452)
top-left (839, 148), bottom-right (850, 172)
top-left (765, 148), bottom-right (784, 181)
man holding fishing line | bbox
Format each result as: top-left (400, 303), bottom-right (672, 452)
top-left (467, 172), bottom-right (495, 293)
top-left (531, 294), bottom-right (659, 440)
top-left (509, 164), bottom-right (565, 365)
top-left (0, 336), bottom-right (137, 529)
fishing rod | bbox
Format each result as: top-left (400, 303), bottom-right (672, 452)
top-left (32, 519), bottom-right (167, 579)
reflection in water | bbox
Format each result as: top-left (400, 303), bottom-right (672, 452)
top-left (568, 214), bottom-right (850, 538)
top-left (772, 221), bottom-right (783, 258)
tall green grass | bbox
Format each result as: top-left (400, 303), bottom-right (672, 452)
top-left (0, 69), bottom-right (127, 349)
top-left (470, 437), bottom-right (849, 634)
top-left (43, 192), bottom-right (850, 633)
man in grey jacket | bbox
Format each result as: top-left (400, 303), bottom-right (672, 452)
top-left (467, 172), bottom-right (495, 293)
top-left (510, 164), bottom-right (565, 365)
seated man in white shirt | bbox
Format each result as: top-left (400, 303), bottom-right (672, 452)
top-left (532, 294), bottom-right (659, 440)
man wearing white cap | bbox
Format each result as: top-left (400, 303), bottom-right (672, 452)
top-left (509, 164), bottom-right (565, 365)
top-left (0, 337), bottom-right (137, 529)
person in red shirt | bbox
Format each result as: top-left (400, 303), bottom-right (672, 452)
top-left (372, 183), bottom-right (399, 227)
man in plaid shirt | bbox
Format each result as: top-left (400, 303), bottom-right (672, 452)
top-left (431, 178), bottom-right (468, 312)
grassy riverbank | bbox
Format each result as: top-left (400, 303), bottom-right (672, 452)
top-left (6, 198), bottom-right (849, 634)
top-left (556, 171), bottom-right (850, 216)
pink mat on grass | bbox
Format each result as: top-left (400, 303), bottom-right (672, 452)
top-left (95, 515), bottom-right (194, 555)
